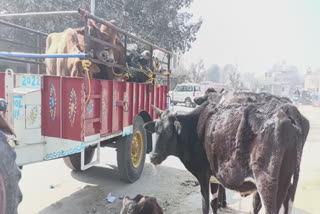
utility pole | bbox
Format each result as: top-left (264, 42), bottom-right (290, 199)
top-left (91, 0), bottom-right (96, 15)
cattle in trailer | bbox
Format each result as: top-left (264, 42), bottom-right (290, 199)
top-left (145, 93), bottom-right (309, 214)
top-left (120, 194), bottom-right (163, 214)
top-left (45, 20), bottom-right (117, 78)
top-left (144, 105), bottom-right (227, 214)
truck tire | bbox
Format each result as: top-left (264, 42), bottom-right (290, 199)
top-left (0, 131), bottom-right (22, 214)
top-left (117, 115), bottom-right (147, 183)
top-left (63, 147), bottom-right (95, 171)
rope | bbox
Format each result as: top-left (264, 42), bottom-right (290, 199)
top-left (111, 62), bottom-right (132, 80)
top-left (144, 68), bottom-right (160, 88)
top-left (82, 60), bottom-right (92, 104)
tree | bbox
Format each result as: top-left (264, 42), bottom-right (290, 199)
top-left (206, 64), bottom-right (220, 83)
top-left (170, 63), bottom-right (189, 90)
top-left (188, 59), bottom-right (205, 83)
top-left (228, 68), bottom-right (242, 91)
top-left (0, 0), bottom-right (202, 53)
top-left (220, 64), bottom-right (236, 84)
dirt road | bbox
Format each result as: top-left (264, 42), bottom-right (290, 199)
top-left (18, 105), bottom-right (320, 214)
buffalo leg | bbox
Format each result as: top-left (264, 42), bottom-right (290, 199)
top-left (198, 171), bottom-right (210, 214)
top-left (252, 165), bottom-right (279, 214)
top-left (252, 192), bottom-right (262, 214)
top-left (218, 185), bottom-right (227, 208)
top-left (210, 183), bottom-right (219, 214)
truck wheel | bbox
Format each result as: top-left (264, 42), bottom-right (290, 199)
top-left (63, 147), bottom-right (95, 171)
top-left (0, 131), bottom-right (22, 214)
top-left (117, 116), bottom-right (147, 183)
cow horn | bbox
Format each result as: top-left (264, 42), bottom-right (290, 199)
top-left (152, 105), bottom-right (163, 116)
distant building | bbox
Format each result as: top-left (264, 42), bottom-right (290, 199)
top-left (305, 72), bottom-right (320, 93)
top-left (262, 70), bottom-right (292, 97)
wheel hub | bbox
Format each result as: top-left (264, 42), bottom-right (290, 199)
top-left (131, 131), bottom-right (144, 168)
top-left (0, 173), bottom-right (6, 214)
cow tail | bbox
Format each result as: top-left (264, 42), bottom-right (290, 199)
top-left (281, 104), bottom-right (309, 214)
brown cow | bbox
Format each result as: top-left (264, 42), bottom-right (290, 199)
top-left (45, 20), bottom-right (115, 78)
top-left (120, 194), bottom-right (163, 214)
top-left (98, 20), bottom-right (126, 80)
top-left (45, 28), bottom-right (84, 77)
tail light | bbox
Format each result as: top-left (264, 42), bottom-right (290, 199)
top-left (193, 92), bottom-right (195, 97)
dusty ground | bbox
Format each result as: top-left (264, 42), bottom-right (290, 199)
top-left (18, 105), bottom-right (320, 214)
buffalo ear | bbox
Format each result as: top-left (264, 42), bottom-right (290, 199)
top-left (143, 121), bottom-right (156, 133)
top-left (174, 120), bottom-right (182, 134)
top-left (151, 105), bottom-right (163, 117)
top-left (194, 96), bottom-right (207, 105)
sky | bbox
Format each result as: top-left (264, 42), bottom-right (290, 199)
top-left (183, 0), bottom-right (320, 74)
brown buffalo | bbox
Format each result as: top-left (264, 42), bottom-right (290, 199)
top-left (145, 92), bottom-right (309, 214)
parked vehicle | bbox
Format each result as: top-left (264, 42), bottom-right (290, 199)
top-left (0, 9), bottom-right (172, 212)
top-left (169, 83), bottom-right (202, 107)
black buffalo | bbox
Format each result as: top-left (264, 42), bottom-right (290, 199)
top-left (144, 104), bottom-right (226, 214)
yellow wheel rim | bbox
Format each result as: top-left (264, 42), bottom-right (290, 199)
top-left (131, 131), bottom-right (144, 168)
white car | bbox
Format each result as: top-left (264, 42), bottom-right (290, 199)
top-left (169, 83), bottom-right (202, 107)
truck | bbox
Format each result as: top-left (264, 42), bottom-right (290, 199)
top-left (0, 9), bottom-right (172, 213)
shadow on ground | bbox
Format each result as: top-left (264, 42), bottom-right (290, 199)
top-left (39, 163), bottom-right (315, 214)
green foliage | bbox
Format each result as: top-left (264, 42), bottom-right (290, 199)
top-left (0, 0), bottom-right (202, 53)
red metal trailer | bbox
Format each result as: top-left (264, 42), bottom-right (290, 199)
top-left (0, 10), bottom-right (172, 184)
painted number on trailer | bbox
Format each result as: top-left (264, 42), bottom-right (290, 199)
top-left (21, 76), bottom-right (40, 87)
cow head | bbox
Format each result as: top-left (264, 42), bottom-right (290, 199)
top-left (76, 20), bottom-right (115, 63)
top-left (100, 20), bottom-right (125, 65)
top-left (144, 106), bottom-right (182, 165)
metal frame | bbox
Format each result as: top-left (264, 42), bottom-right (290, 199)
top-left (0, 20), bottom-right (47, 73)
top-left (0, 9), bottom-right (173, 81)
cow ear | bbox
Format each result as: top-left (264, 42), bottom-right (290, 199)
top-left (87, 20), bottom-right (98, 29)
top-left (174, 120), bottom-right (182, 134)
top-left (100, 31), bottom-right (110, 41)
top-left (75, 27), bottom-right (85, 35)
top-left (116, 36), bottom-right (124, 48)
top-left (109, 19), bottom-right (116, 25)
top-left (143, 121), bottom-right (155, 133)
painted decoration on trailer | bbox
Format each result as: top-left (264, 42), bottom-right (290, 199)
top-left (68, 88), bottom-right (77, 126)
top-left (49, 84), bottom-right (57, 121)
top-left (26, 105), bottom-right (41, 129)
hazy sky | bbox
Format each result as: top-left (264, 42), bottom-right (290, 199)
top-left (184, 0), bottom-right (320, 74)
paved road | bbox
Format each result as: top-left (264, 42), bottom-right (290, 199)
top-left (17, 105), bottom-right (320, 214)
